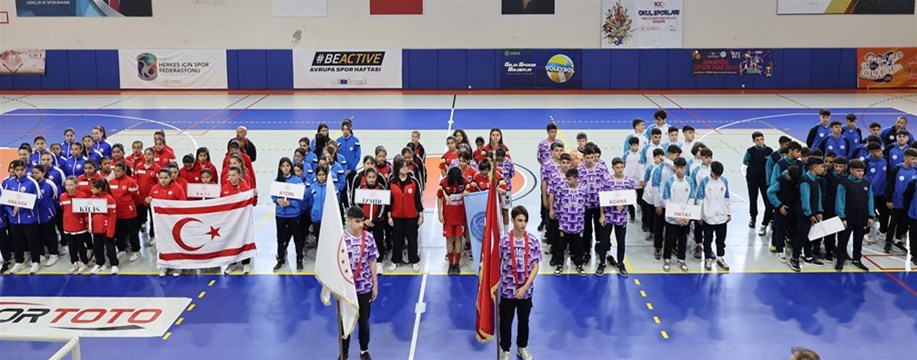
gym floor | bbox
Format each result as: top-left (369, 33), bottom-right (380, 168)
top-left (1, 93), bottom-right (916, 359)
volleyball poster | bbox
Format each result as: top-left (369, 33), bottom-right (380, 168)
top-left (856, 48), bottom-right (917, 88)
top-left (501, 49), bottom-right (581, 89)
top-left (0, 49), bottom-right (45, 75)
top-left (15, 0), bottom-right (152, 17)
top-left (600, 0), bottom-right (683, 48)
top-left (778, 0), bottom-right (915, 14)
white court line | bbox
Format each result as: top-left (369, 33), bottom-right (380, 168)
top-left (408, 95), bottom-right (457, 360)
top-left (2, 112), bottom-right (199, 150)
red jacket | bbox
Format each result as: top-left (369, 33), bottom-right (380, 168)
top-left (153, 148), bottom-right (176, 168)
top-left (180, 162), bottom-right (203, 184)
top-left (90, 193), bottom-right (117, 238)
top-left (198, 160), bottom-right (218, 180)
top-left (133, 162), bottom-right (161, 201)
top-left (109, 175), bottom-right (140, 219)
top-left (221, 167), bottom-right (256, 189)
top-left (126, 153), bottom-right (144, 168)
top-left (173, 176), bottom-right (189, 195)
top-left (221, 152), bottom-right (254, 180)
top-left (60, 191), bottom-right (89, 234)
top-left (150, 182), bottom-right (187, 202)
top-left (389, 176), bottom-right (423, 219)
top-left (77, 172), bottom-right (105, 195)
top-left (221, 179), bottom-right (252, 197)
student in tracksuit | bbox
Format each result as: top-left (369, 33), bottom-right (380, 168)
top-left (110, 163), bottom-right (142, 261)
top-left (765, 136), bottom-right (792, 186)
top-left (2, 160), bottom-right (42, 274)
top-left (864, 142), bottom-right (889, 243)
top-left (687, 148), bottom-right (712, 259)
top-left (651, 145), bottom-right (681, 260)
top-left (0, 188), bottom-right (10, 274)
top-left (818, 122), bottom-right (851, 162)
top-left (387, 156), bottom-right (424, 272)
top-left (639, 128), bottom-right (664, 166)
top-left (88, 179), bottom-right (119, 275)
top-left (661, 157), bottom-right (695, 272)
top-left (884, 148), bottom-right (917, 253)
top-left (789, 157), bottom-right (828, 272)
top-left (744, 131), bottom-right (774, 234)
top-left (623, 136), bottom-right (644, 224)
top-left (304, 165), bottom-right (332, 250)
top-left (32, 165), bottom-right (60, 270)
top-left (883, 130), bottom-right (911, 169)
top-left (578, 145), bottom-right (607, 263)
top-left (901, 179), bottom-right (917, 267)
top-left (598, 158), bottom-right (633, 277)
top-left (767, 165), bottom-right (803, 263)
top-left (641, 149), bottom-right (664, 238)
top-left (843, 113), bottom-right (863, 158)
top-left (272, 157), bottom-right (307, 271)
top-left (550, 168), bottom-right (587, 276)
top-left (806, 109), bottom-right (833, 149)
top-left (60, 176), bottom-right (90, 273)
top-left (817, 157), bottom-right (848, 261)
top-left (835, 159), bottom-right (874, 272)
top-left (337, 119), bottom-right (361, 176)
top-left (696, 161), bottom-right (731, 271)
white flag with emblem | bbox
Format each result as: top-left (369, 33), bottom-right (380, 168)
top-left (151, 190), bottom-right (257, 269)
top-left (314, 179), bottom-right (359, 338)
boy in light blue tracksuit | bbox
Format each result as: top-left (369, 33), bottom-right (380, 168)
top-left (2, 160), bottom-right (42, 274)
top-left (641, 149), bottom-right (664, 237)
top-left (272, 159), bottom-right (308, 271)
top-left (337, 119), bottom-right (361, 174)
top-left (651, 145), bottom-right (681, 259)
top-left (696, 161), bottom-right (731, 271)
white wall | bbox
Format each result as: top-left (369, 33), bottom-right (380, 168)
top-left (0, 0), bottom-right (914, 49)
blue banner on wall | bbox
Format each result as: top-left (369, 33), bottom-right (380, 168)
top-left (501, 49), bottom-right (582, 89)
top-left (16, 0), bottom-right (152, 17)
top-left (691, 49), bottom-right (775, 77)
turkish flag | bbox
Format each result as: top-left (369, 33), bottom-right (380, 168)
top-left (151, 190), bottom-right (257, 269)
top-left (370, 0), bottom-right (423, 15)
top-left (474, 174), bottom-right (501, 342)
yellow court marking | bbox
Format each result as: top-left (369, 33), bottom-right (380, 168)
top-left (634, 279), bottom-right (641, 285)
top-left (640, 290), bottom-right (647, 297)
top-left (623, 258), bottom-right (635, 275)
top-left (162, 332), bottom-right (172, 340)
top-left (661, 330), bottom-right (669, 339)
top-left (187, 304), bottom-right (195, 311)
top-left (198, 291), bottom-right (206, 299)
top-left (208, 280), bottom-right (216, 286)
top-left (653, 316), bottom-right (661, 324)
top-left (175, 317), bottom-right (184, 326)
top-left (646, 302), bottom-right (654, 311)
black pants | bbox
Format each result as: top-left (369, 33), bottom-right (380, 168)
top-left (702, 222), bottom-right (727, 258)
top-left (557, 231), bottom-right (584, 266)
top-left (598, 223), bottom-right (626, 265)
top-left (11, 223), bottom-right (40, 263)
top-left (664, 222), bottom-right (689, 260)
top-left (874, 195), bottom-right (889, 234)
top-left (115, 217), bottom-right (140, 252)
top-left (38, 220), bottom-right (59, 256)
top-left (312, 221), bottom-right (322, 247)
top-left (499, 297), bottom-right (532, 352)
top-left (692, 220), bottom-right (703, 245)
top-left (837, 222), bottom-right (867, 261)
top-left (888, 208), bottom-right (909, 242)
top-left (583, 207), bottom-right (601, 253)
top-left (64, 233), bottom-right (90, 264)
top-left (391, 217), bottom-right (420, 264)
top-left (772, 211), bottom-right (796, 252)
top-left (341, 292), bottom-right (372, 355)
top-left (0, 227), bottom-right (11, 262)
top-left (276, 216), bottom-right (306, 262)
top-left (92, 233), bottom-right (118, 266)
top-left (55, 207), bottom-right (64, 246)
top-left (747, 181), bottom-right (774, 226)
top-left (538, 195), bottom-right (547, 228)
top-left (636, 189), bottom-right (650, 228)
top-left (793, 217), bottom-right (815, 260)
top-left (137, 204), bottom-right (155, 238)
top-left (547, 218), bottom-right (560, 265)
top-left (368, 224), bottom-right (385, 261)
top-left (653, 209), bottom-right (666, 250)
top-left (908, 219), bottom-right (917, 257)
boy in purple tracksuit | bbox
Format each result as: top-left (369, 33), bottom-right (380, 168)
top-left (578, 145), bottom-right (608, 264)
top-left (549, 168), bottom-right (587, 276)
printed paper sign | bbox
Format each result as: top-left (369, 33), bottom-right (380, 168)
top-left (354, 189), bottom-right (391, 205)
top-left (599, 190), bottom-right (637, 206)
top-left (270, 182), bottom-right (306, 199)
top-left (665, 203), bottom-right (701, 220)
top-left (72, 198), bottom-right (108, 214)
top-left (0, 190), bottom-right (37, 210)
top-left (186, 184), bottom-right (221, 199)
top-left (808, 216), bottom-right (846, 241)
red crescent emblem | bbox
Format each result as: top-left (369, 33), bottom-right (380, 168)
top-left (172, 218), bottom-right (205, 251)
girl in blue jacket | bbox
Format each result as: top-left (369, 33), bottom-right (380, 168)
top-left (2, 160), bottom-right (42, 274)
top-left (32, 165), bottom-right (61, 269)
top-left (304, 165), bottom-right (332, 248)
top-left (273, 157), bottom-right (307, 271)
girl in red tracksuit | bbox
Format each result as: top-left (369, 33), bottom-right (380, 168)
top-left (180, 154), bottom-right (203, 184)
top-left (109, 162), bottom-right (142, 260)
top-left (152, 137), bottom-right (175, 168)
top-left (134, 148), bottom-right (161, 244)
top-left (438, 166), bottom-right (470, 275)
top-left (148, 168), bottom-right (186, 277)
top-left (60, 176), bottom-right (90, 273)
top-left (127, 141), bottom-right (145, 168)
top-left (196, 147), bottom-right (219, 180)
top-left (359, 167), bottom-right (388, 261)
top-left (222, 166), bottom-right (254, 273)
top-left (77, 160), bottom-right (105, 195)
top-left (89, 179), bottom-right (118, 275)
top-left (222, 154), bottom-right (257, 205)
top-left (387, 156), bottom-right (424, 272)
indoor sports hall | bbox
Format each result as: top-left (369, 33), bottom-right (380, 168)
top-left (1, 2), bottom-right (916, 360)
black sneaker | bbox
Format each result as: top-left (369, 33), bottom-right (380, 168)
top-left (654, 248), bottom-right (662, 260)
top-left (894, 241), bottom-right (908, 252)
top-left (360, 352), bottom-right (373, 360)
top-left (804, 257), bottom-right (824, 266)
top-left (576, 265), bottom-right (586, 276)
top-left (825, 253), bottom-right (834, 262)
top-left (583, 253), bottom-right (592, 264)
top-left (835, 260), bottom-right (844, 272)
top-left (273, 261), bottom-right (285, 271)
top-left (851, 260), bottom-right (869, 272)
top-left (693, 244), bottom-right (703, 259)
top-left (607, 256), bottom-right (618, 268)
top-left (595, 264), bottom-right (606, 277)
top-left (884, 241), bottom-right (893, 253)
top-left (537, 223), bottom-right (545, 232)
top-left (789, 258), bottom-right (801, 272)
top-left (0, 261), bottom-right (9, 274)
top-left (748, 218), bottom-right (755, 228)
top-left (618, 265), bottom-right (629, 278)
top-left (296, 260), bottom-right (304, 271)
top-left (554, 265), bottom-right (563, 276)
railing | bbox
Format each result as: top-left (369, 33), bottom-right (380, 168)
top-left (0, 334), bottom-right (82, 360)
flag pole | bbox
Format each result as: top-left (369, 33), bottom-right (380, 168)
top-left (490, 155), bottom-right (500, 360)
top-left (337, 298), bottom-right (345, 360)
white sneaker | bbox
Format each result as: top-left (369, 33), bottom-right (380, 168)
top-left (69, 262), bottom-right (81, 274)
top-left (159, 268), bottom-right (167, 277)
top-left (140, 224), bottom-right (147, 233)
top-left (376, 262), bottom-right (384, 275)
top-left (101, 264), bottom-right (111, 272)
top-left (9, 263), bottom-right (25, 274)
top-left (224, 263), bottom-right (237, 275)
top-left (110, 266), bottom-right (119, 275)
top-left (757, 225), bottom-right (767, 236)
top-left (60, 246), bottom-right (68, 255)
top-left (777, 253), bottom-right (787, 263)
top-left (128, 252), bottom-right (140, 262)
top-left (117, 251), bottom-right (127, 259)
top-left (517, 347), bottom-right (534, 360)
top-left (412, 263), bottom-right (420, 272)
top-left (29, 262), bottom-right (41, 274)
top-left (46, 255), bottom-right (59, 267)
top-left (501, 350), bottom-right (511, 360)
top-left (77, 263), bottom-right (89, 274)
top-left (90, 265), bottom-right (102, 274)
top-left (172, 269), bottom-right (180, 277)
top-left (387, 263), bottom-right (398, 272)
top-left (242, 264), bottom-right (252, 274)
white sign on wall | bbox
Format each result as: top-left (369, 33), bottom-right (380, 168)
top-left (119, 49), bottom-right (228, 89)
top-left (293, 49), bottom-right (403, 89)
top-left (601, 0), bottom-right (684, 48)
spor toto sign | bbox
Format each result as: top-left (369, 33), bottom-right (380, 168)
top-left (0, 297), bottom-right (191, 337)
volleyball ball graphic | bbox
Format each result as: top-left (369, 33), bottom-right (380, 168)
top-left (545, 54), bottom-right (575, 84)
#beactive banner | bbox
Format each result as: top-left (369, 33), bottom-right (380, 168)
top-left (118, 49), bottom-right (228, 89)
top-left (0, 49), bottom-right (45, 75)
top-left (691, 49), bottom-right (776, 77)
top-left (0, 297), bottom-right (190, 337)
top-left (16, 0), bottom-right (152, 17)
top-left (501, 49), bottom-right (581, 89)
top-left (293, 50), bottom-right (402, 89)
top-left (777, 0), bottom-right (915, 14)
top-left (601, 0), bottom-right (683, 48)
top-left (857, 48), bottom-right (917, 88)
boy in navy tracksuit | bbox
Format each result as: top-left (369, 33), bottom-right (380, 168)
top-left (835, 159), bottom-right (873, 272)
top-left (818, 122), bottom-right (851, 161)
top-left (806, 109), bottom-right (833, 149)
top-left (765, 136), bottom-right (792, 186)
top-left (884, 148), bottom-right (917, 253)
top-left (901, 179), bottom-right (917, 267)
top-left (743, 131), bottom-right (774, 232)
top-left (883, 130), bottom-right (911, 169)
top-left (816, 156), bottom-right (847, 261)
top-left (789, 157), bottom-right (827, 272)
top-left (864, 142), bottom-right (889, 243)
top-left (767, 165), bottom-right (803, 263)
top-left (842, 114), bottom-right (863, 158)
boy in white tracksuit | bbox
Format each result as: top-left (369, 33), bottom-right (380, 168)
top-left (641, 148), bottom-right (665, 240)
top-left (652, 145), bottom-right (682, 259)
top-left (624, 137), bottom-right (644, 223)
top-left (661, 157), bottom-right (696, 272)
top-left (696, 161), bottom-right (731, 271)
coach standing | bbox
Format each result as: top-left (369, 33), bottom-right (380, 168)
top-left (228, 126), bottom-right (257, 162)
